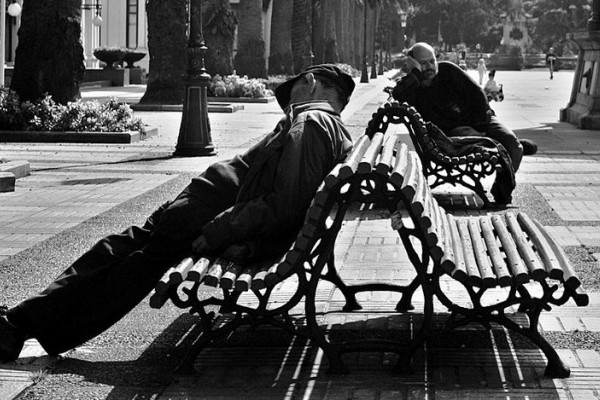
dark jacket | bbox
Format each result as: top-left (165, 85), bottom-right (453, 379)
top-left (194, 101), bottom-right (353, 260)
top-left (392, 61), bottom-right (492, 133)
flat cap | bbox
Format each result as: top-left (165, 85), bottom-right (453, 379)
top-left (274, 64), bottom-right (356, 110)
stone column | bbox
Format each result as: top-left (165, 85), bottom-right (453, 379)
top-left (560, 1), bottom-right (600, 128)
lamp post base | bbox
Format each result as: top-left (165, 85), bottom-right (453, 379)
top-left (174, 82), bottom-right (217, 157)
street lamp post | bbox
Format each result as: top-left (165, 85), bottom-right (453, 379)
top-left (174, 0), bottom-right (216, 157)
top-left (360, 1), bottom-right (369, 83)
top-left (399, 9), bottom-right (407, 51)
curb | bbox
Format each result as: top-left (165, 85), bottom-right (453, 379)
top-left (0, 160), bottom-right (30, 192)
top-left (0, 160), bottom-right (30, 178)
top-left (207, 96), bottom-right (276, 103)
top-left (0, 128), bottom-right (158, 144)
top-left (131, 103), bottom-right (244, 113)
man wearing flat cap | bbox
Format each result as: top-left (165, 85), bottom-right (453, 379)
top-left (0, 64), bottom-right (356, 361)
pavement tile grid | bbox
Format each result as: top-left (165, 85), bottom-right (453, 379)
top-left (0, 171), bottom-right (174, 260)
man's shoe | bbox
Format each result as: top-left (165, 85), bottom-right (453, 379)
top-left (0, 316), bottom-right (26, 362)
top-left (520, 139), bottom-right (538, 156)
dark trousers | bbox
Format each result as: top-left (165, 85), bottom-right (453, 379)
top-left (480, 116), bottom-right (523, 172)
top-left (7, 186), bottom-right (228, 355)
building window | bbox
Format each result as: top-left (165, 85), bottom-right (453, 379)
top-left (126, 0), bottom-right (139, 49)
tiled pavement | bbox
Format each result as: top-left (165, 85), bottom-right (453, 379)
top-left (2, 70), bottom-right (600, 399)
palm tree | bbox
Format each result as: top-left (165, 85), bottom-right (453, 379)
top-left (10, 0), bottom-right (84, 104)
top-left (292, 0), bottom-right (312, 73)
top-left (204, 0), bottom-right (237, 76)
top-left (235, 0), bottom-right (266, 78)
top-left (269, 0), bottom-right (294, 74)
top-left (321, 0), bottom-right (340, 64)
top-left (140, 0), bottom-right (187, 105)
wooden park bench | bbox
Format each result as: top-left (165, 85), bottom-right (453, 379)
top-left (150, 102), bottom-right (588, 378)
top-left (376, 100), bottom-right (506, 206)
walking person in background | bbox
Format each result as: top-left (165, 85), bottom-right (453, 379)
top-left (546, 47), bottom-right (557, 80)
top-left (477, 58), bottom-right (487, 85)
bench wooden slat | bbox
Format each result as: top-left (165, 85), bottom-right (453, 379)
top-left (439, 212), bottom-right (456, 272)
top-left (532, 219), bottom-right (582, 290)
top-left (479, 217), bottom-right (512, 287)
top-left (265, 252), bottom-right (296, 288)
top-left (428, 201), bottom-right (445, 261)
top-left (376, 134), bottom-right (400, 175)
top-left (234, 266), bottom-right (255, 292)
top-left (188, 257), bottom-right (212, 282)
top-left (251, 262), bottom-right (273, 291)
top-left (457, 218), bottom-right (482, 287)
top-left (220, 263), bottom-right (245, 290)
top-left (505, 213), bottom-right (547, 281)
top-left (203, 258), bottom-right (231, 287)
top-left (467, 218), bottom-right (496, 287)
top-left (401, 152), bottom-right (424, 204)
top-left (307, 203), bottom-right (324, 222)
top-left (154, 257), bottom-right (195, 295)
top-left (313, 187), bottom-right (330, 206)
top-left (491, 215), bottom-right (529, 284)
top-left (516, 213), bottom-right (563, 280)
top-left (358, 132), bottom-right (384, 174)
top-left (324, 163), bottom-right (344, 188)
top-left (339, 135), bottom-right (371, 180)
top-left (446, 215), bottom-right (468, 282)
top-left (389, 143), bottom-right (409, 187)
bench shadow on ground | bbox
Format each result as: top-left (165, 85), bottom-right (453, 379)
top-left (27, 309), bottom-right (565, 399)
top-left (162, 314), bottom-right (564, 399)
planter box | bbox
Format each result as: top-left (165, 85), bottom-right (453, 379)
top-left (83, 68), bottom-right (131, 86)
top-left (131, 103), bottom-right (244, 113)
top-left (0, 128), bottom-right (157, 144)
top-left (207, 96), bottom-right (275, 103)
top-left (0, 160), bottom-right (30, 193)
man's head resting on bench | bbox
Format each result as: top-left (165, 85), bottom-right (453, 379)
top-left (274, 64), bottom-right (356, 112)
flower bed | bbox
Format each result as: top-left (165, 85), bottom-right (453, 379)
top-left (0, 90), bottom-right (147, 134)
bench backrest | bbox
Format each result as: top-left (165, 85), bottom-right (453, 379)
top-left (281, 104), bottom-right (586, 304)
top-left (153, 101), bottom-right (585, 308)
top-left (366, 101), bottom-right (503, 173)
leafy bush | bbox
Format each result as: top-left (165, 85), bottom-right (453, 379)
top-left (208, 74), bottom-right (273, 98)
top-left (0, 89), bottom-right (146, 133)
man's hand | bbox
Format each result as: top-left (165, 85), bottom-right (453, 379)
top-left (192, 235), bottom-right (210, 254)
top-left (404, 55), bottom-right (421, 73)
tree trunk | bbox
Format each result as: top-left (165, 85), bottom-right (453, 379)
top-left (203, 0), bottom-right (237, 76)
top-left (235, 0), bottom-right (266, 78)
top-left (10, 0), bottom-right (84, 104)
top-left (322, 0), bottom-right (339, 64)
top-left (269, 0), bottom-right (293, 75)
top-left (140, 0), bottom-right (187, 104)
top-left (292, 0), bottom-right (311, 73)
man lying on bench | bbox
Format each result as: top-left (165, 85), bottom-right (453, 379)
top-left (0, 64), bottom-right (355, 362)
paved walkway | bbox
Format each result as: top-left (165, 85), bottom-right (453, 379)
top-left (1, 69), bottom-right (600, 399)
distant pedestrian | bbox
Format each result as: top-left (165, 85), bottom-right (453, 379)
top-left (546, 47), bottom-right (557, 80)
top-left (477, 58), bottom-right (487, 85)
top-left (484, 69), bottom-right (503, 102)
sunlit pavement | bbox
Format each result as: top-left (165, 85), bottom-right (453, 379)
top-left (2, 69), bottom-right (600, 399)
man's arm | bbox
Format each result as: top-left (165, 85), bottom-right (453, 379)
top-left (391, 55), bottom-right (422, 103)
